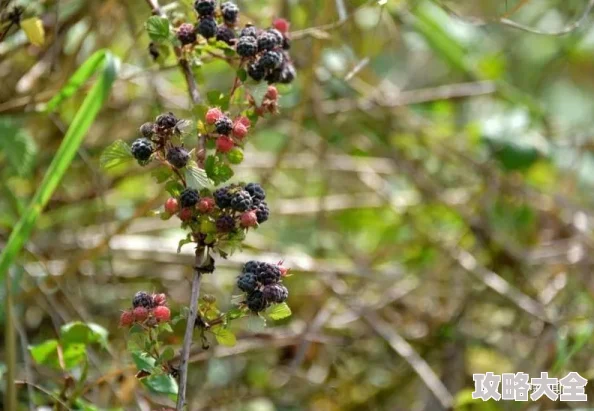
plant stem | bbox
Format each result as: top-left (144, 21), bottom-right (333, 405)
top-left (175, 246), bottom-right (207, 411)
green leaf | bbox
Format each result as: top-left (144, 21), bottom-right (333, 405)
top-left (0, 50), bottom-right (117, 284)
top-left (62, 343), bottom-right (87, 369)
top-left (237, 68), bottom-right (247, 82)
top-left (142, 374), bottom-right (178, 395)
top-left (100, 139), bottom-right (133, 170)
top-left (60, 322), bottom-right (109, 348)
top-left (247, 314), bottom-right (266, 332)
top-left (29, 339), bottom-right (87, 369)
top-left (151, 166), bottom-right (173, 183)
top-left (0, 118), bottom-right (37, 176)
top-left (266, 303), bottom-right (292, 320)
top-left (226, 307), bottom-right (248, 320)
top-left (212, 326), bottom-right (237, 347)
top-left (165, 180), bottom-right (184, 197)
top-left (157, 322), bottom-right (174, 334)
top-left (185, 161), bottom-right (212, 190)
top-left (29, 339), bottom-right (59, 366)
top-left (245, 82), bottom-right (269, 107)
top-left (145, 16), bottom-right (171, 43)
top-left (177, 233), bottom-right (193, 253)
top-left (131, 351), bottom-right (156, 372)
top-left (207, 90), bottom-right (222, 105)
top-left (159, 347), bottom-right (175, 363)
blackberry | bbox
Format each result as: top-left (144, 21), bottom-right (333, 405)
top-left (282, 36), bottom-right (291, 50)
top-left (243, 260), bottom-right (262, 274)
top-left (177, 23), bottom-right (197, 45)
top-left (216, 215), bottom-right (236, 233)
top-left (267, 29), bottom-right (283, 47)
top-left (166, 146), bottom-right (190, 169)
top-left (194, 0), bottom-right (215, 17)
top-left (214, 186), bottom-right (232, 208)
top-left (255, 262), bottom-right (281, 285)
top-left (133, 291), bottom-right (155, 309)
top-left (220, 2), bottom-right (239, 25)
top-left (230, 190), bottom-right (253, 212)
top-left (156, 112), bottom-right (178, 132)
top-left (131, 138), bottom-right (153, 165)
top-left (197, 17), bottom-right (217, 39)
top-left (140, 122), bottom-right (154, 138)
top-left (262, 284), bottom-right (288, 304)
top-left (259, 50), bottom-right (283, 70)
top-left (257, 32), bottom-right (277, 52)
top-left (236, 36), bottom-right (258, 57)
top-left (246, 290), bottom-right (268, 312)
top-left (237, 272), bottom-right (257, 292)
top-left (265, 68), bottom-right (282, 84)
top-left (216, 25), bottom-right (236, 45)
top-left (180, 188), bottom-right (200, 208)
top-left (279, 64), bottom-right (296, 84)
top-left (255, 201), bottom-right (269, 224)
top-left (215, 116), bottom-right (233, 135)
top-left (240, 24), bottom-right (258, 38)
top-left (244, 182), bottom-right (265, 205)
top-left (247, 62), bottom-right (265, 81)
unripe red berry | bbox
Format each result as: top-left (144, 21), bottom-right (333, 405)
top-left (179, 208), bottom-right (193, 221)
top-left (266, 85), bottom-right (278, 100)
top-left (232, 122), bottom-right (248, 139)
top-left (273, 18), bottom-right (290, 34)
top-left (240, 210), bottom-right (258, 228)
top-left (236, 115), bottom-right (251, 128)
top-left (119, 310), bottom-right (135, 327)
top-left (133, 306), bottom-right (149, 322)
top-left (206, 108), bottom-right (223, 125)
top-left (153, 293), bottom-right (167, 306)
top-left (154, 305), bottom-right (171, 322)
top-left (165, 198), bottom-right (179, 214)
top-left (216, 136), bottom-right (234, 153)
top-left (198, 197), bottom-right (215, 213)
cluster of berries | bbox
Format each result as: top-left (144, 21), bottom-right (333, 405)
top-left (131, 112), bottom-right (189, 167)
top-left (204, 106), bottom-right (250, 155)
top-left (237, 261), bottom-right (289, 312)
top-left (190, 0), bottom-right (240, 44)
top-left (164, 182), bottom-right (269, 236)
top-left (119, 291), bottom-right (171, 327)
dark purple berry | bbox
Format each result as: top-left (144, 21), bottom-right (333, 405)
top-left (267, 29), bottom-right (283, 47)
top-left (255, 201), bottom-right (269, 224)
top-left (236, 35), bottom-right (258, 57)
top-left (246, 290), bottom-right (268, 312)
top-left (180, 188), bottom-right (200, 208)
top-left (244, 182), bottom-right (265, 205)
top-left (194, 0), bottom-right (215, 17)
top-left (197, 17), bottom-right (217, 39)
top-left (214, 186), bottom-right (232, 208)
top-left (262, 284), bottom-right (288, 304)
top-left (216, 25), bottom-right (236, 45)
top-left (155, 112), bottom-right (178, 132)
top-left (237, 272), bottom-right (257, 293)
top-left (220, 2), bottom-right (239, 25)
top-left (166, 147), bottom-right (190, 169)
top-left (216, 215), bottom-right (236, 233)
top-left (259, 50), bottom-right (283, 70)
top-left (133, 291), bottom-right (155, 309)
top-left (240, 24), bottom-right (258, 38)
top-left (257, 32), bottom-right (276, 52)
top-left (215, 116), bottom-right (233, 135)
top-left (140, 122), bottom-right (155, 138)
top-left (247, 62), bottom-right (265, 81)
top-left (177, 23), bottom-right (197, 45)
top-left (131, 138), bottom-right (153, 165)
top-left (279, 63), bottom-right (296, 84)
top-left (230, 190), bottom-right (253, 212)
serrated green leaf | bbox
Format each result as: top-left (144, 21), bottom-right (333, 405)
top-left (212, 326), bottom-right (237, 346)
top-left (142, 374), bottom-right (178, 395)
top-left (131, 351), bottom-right (156, 372)
top-left (267, 303), bottom-right (292, 320)
top-left (0, 119), bottom-right (37, 177)
top-left (185, 161), bottom-right (212, 189)
top-left (60, 322), bottom-right (109, 348)
top-left (99, 139), bottom-right (132, 170)
top-left (145, 16), bottom-right (171, 43)
top-left (245, 82), bottom-right (269, 107)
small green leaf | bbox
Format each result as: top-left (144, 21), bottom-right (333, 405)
top-left (159, 347), bottom-right (175, 363)
top-left (266, 303), bottom-right (292, 320)
top-left (226, 306), bottom-right (248, 320)
top-left (29, 339), bottom-right (58, 366)
top-left (185, 161), bottom-right (212, 189)
top-left (218, 164), bottom-right (234, 183)
top-left (100, 139), bottom-right (133, 170)
top-left (145, 16), bottom-right (171, 43)
top-left (207, 90), bottom-right (222, 105)
top-left (177, 233), bottom-right (193, 253)
top-left (129, 324), bottom-right (145, 334)
top-left (212, 326), bottom-right (237, 347)
top-left (237, 68), bottom-right (247, 82)
top-left (245, 82), bottom-right (269, 107)
top-left (131, 351), bottom-right (156, 372)
top-left (158, 322), bottom-right (174, 334)
top-left (142, 374), bottom-right (178, 395)
top-left (60, 322), bottom-right (109, 348)
top-left (62, 343), bottom-right (87, 369)
top-left (0, 119), bottom-right (37, 176)
top-left (247, 314), bottom-right (266, 332)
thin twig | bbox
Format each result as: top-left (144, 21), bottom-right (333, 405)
top-left (15, 381), bottom-right (73, 411)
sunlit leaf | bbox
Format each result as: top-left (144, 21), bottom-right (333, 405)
top-left (21, 17), bottom-right (45, 46)
top-left (100, 139), bottom-right (133, 170)
top-left (211, 326), bottom-right (237, 346)
top-left (142, 374), bottom-right (178, 395)
top-left (145, 16), bottom-right (171, 43)
top-left (266, 303), bottom-right (292, 320)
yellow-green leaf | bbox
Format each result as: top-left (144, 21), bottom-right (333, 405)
top-left (21, 17), bottom-right (45, 47)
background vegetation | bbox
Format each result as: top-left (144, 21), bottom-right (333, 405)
top-left (2, 0), bottom-right (594, 409)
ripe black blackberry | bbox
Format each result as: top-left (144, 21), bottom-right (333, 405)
top-left (220, 2), bottom-right (239, 25)
top-left (194, 0), bottom-right (215, 17)
top-left (255, 201), bottom-right (269, 224)
top-left (214, 186), bottom-right (232, 208)
top-left (267, 29), bottom-right (283, 47)
top-left (166, 146), bottom-right (190, 169)
top-left (216, 215), bottom-right (236, 233)
top-left (180, 188), bottom-right (200, 208)
top-left (230, 190), bottom-right (253, 212)
top-left (282, 36), bottom-right (291, 50)
top-left (215, 116), bottom-right (233, 135)
top-left (236, 36), bottom-right (258, 57)
top-left (265, 68), bottom-right (282, 84)
top-left (255, 262), bottom-right (281, 285)
top-left (140, 122), bottom-right (154, 138)
top-left (257, 32), bottom-right (277, 52)
top-left (133, 291), bottom-right (155, 309)
top-left (177, 23), bottom-right (197, 45)
top-left (244, 182), bottom-right (265, 205)
top-left (237, 272), bottom-right (257, 293)
top-left (259, 50), bottom-right (283, 70)
top-left (196, 17), bottom-right (217, 38)
top-left (155, 112), bottom-right (178, 133)
top-left (247, 62), bottom-right (265, 81)
top-left (262, 284), bottom-right (288, 304)
top-left (131, 138), bottom-right (153, 165)
top-left (279, 64), bottom-right (296, 84)
top-left (246, 290), bottom-right (268, 312)
top-left (216, 25), bottom-right (236, 45)
top-left (240, 24), bottom-right (258, 38)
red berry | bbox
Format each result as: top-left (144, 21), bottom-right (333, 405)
top-left (154, 306), bottom-right (171, 322)
top-left (119, 310), bottom-right (135, 327)
top-left (232, 122), bottom-right (248, 139)
top-left (265, 85), bottom-right (278, 100)
top-left (153, 293), bottom-right (167, 306)
top-left (165, 198), bottom-right (179, 214)
top-left (133, 306), bottom-right (149, 322)
top-left (216, 136), bottom-right (234, 153)
top-left (240, 210), bottom-right (258, 228)
top-left (273, 18), bottom-right (290, 34)
top-left (178, 208), bottom-right (193, 221)
top-left (198, 197), bottom-right (215, 213)
top-left (206, 108), bottom-right (223, 125)
top-left (236, 116), bottom-right (251, 128)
